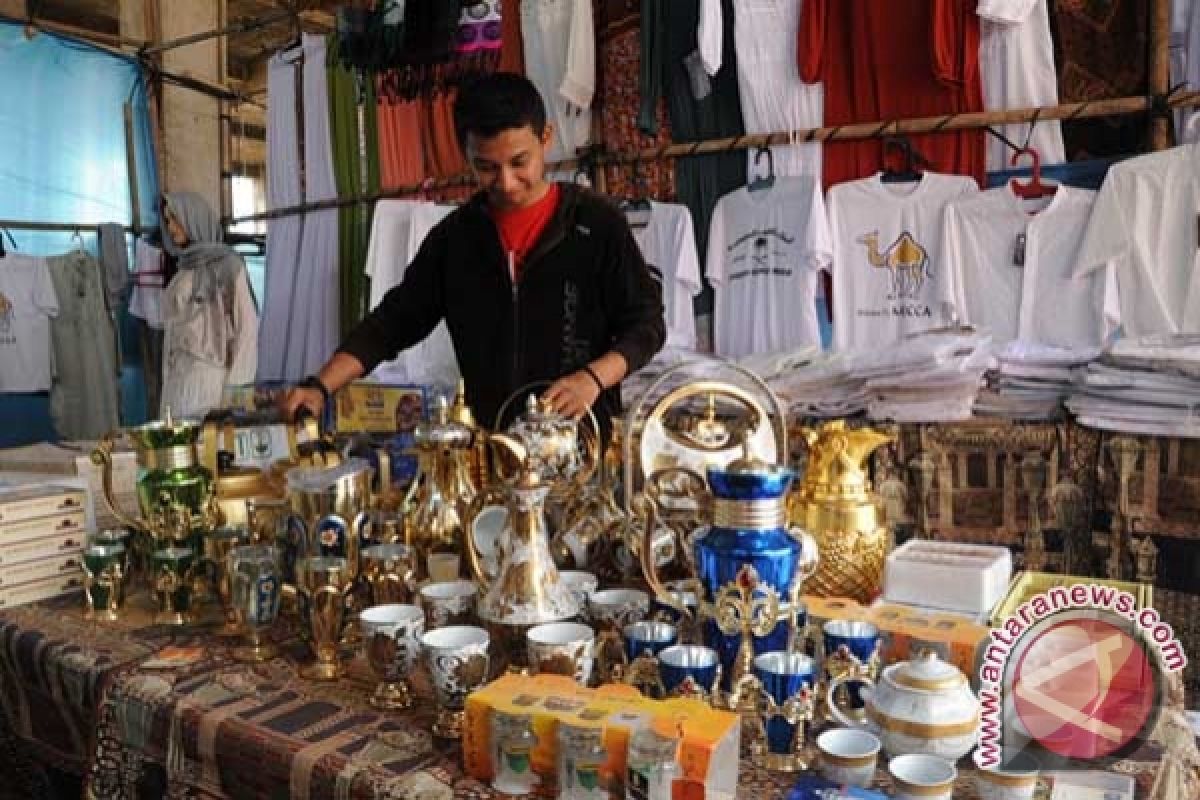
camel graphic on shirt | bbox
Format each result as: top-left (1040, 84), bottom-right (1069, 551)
top-left (857, 230), bottom-right (930, 300)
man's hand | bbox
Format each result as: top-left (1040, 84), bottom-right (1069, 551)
top-left (280, 387), bottom-right (326, 422)
top-left (542, 370), bottom-right (601, 420)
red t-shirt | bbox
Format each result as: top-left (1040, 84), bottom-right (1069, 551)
top-left (491, 183), bottom-right (561, 281)
top-left (799, 0), bottom-right (985, 189)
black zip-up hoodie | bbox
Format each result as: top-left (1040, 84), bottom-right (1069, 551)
top-left (338, 183), bottom-right (667, 430)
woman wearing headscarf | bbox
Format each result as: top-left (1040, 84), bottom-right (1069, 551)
top-left (160, 191), bottom-right (259, 417)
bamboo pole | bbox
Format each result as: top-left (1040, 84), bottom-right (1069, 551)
top-left (1148, 0), bottom-right (1173, 150)
top-left (123, 102), bottom-right (142, 232)
top-left (141, 8), bottom-right (294, 55)
top-left (226, 90), bottom-right (1200, 226)
top-left (0, 220), bottom-right (140, 233)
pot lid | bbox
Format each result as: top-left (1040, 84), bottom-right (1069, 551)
top-left (889, 650), bottom-right (967, 692)
top-left (414, 395), bottom-right (474, 450)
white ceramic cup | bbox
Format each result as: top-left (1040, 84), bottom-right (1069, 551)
top-left (559, 570), bottom-right (599, 608)
top-left (420, 625), bottom-right (490, 709)
top-left (586, 588), bottom-right (649, 630)
top-left (526, 621), bottom-right (595, 685)
top-left (889, 754), bottom-right (956, 800)
top-left (419, 580), bottom-right (477, 628)
top-left (816, 728), bottom-right (881, 788)
top-left (359, 603), bottom-right (425, 674)
top-left (974, 754), bottom-right (1040, 800)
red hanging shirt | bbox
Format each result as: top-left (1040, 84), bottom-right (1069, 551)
top-left (490, 182), bottom-right (561, 281)
top-left (799, 0), bottom-right (985, 189)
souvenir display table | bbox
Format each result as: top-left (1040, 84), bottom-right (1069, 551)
top-left (0, 592), bottom-right (1171, 800)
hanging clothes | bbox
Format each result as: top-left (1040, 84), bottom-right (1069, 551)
top-left (699, 0), bottom-right (823, 178)
top-left (799, 0), bottom-right (986, 189)
top-left (160, 192), bottom-right (259, 418)
top-left (45, 250), bottom-right (120, 438)
top-left (376, 91), bottom-right (426, 189)
top-left (977, 0), bottom-right (1065, 172)
top-left (421, 90), bottom-right (468, 178)
top-left (364, 199), bottom-right (459, 388)
top-left (0, 253), bottom-right (59, 393)
top-left (827, 172), bottom-right (978, 351)
top-left (942, 186), bottom-right (1118, 347)
top-left (707, 177), bottom-right (833, 358)
top-left (96, 223), bottom-right (129, 309)
top-left (1074, 143), bottom-right (1200, 337)
top-left (630, 201), bottom-right (702, 350)
top-left (500, 0), bottom-right (526, 73)
top-left (328, 38), bottom-right (381, 335)
top-left (641, 0), bottom-right (746, 275)
top-left (258, 50), bottom-right (305, 380)
top-left (520, 0), bottom-right (595, 164)
top-left (130, 238), bottom-right (167, 416)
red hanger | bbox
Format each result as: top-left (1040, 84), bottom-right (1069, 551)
top-left (1009, 147), bottom-right (1056, 199)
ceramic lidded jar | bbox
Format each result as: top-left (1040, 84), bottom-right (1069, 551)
top-left (830, 649), bottom-right (980, 760)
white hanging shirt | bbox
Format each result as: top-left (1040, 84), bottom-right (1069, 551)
top-left (364, 199), bottom-right (459, 387)
top-left (700, 0), bottom-right (823, 178)
top-left (943, 186), bottom-right (1119, 348)
top-left (631, 201), bottom-right (703, 350)
top-left (1073, 143), bottom-right (1200, 337)
top-left (0, 254), bottom-right (59, 392)
top-left (129, 238), bottom-right (166, 329)
top-left (828, 172), bottom-right (978, 351)
top-left (707, 177), bottom-right (833, 359)
top-left (977, 0), bottom-right (1065, 172)
top-left (521, 0), bottom-right (594, 164)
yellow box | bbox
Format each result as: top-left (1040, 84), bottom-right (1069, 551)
top-left (333, 383), bottom-right (426, 434)
top-left (464, 674), bottom-right (741, 799)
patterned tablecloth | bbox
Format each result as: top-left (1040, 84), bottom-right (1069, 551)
top-left (0, 593), bottom-right (1169, 800)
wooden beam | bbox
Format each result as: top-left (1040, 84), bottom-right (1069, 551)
top-left (1148, 0), bottom-right (1172, 149)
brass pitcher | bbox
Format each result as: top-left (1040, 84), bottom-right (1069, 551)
top-left (404, 394), bottom-right (477, 583)
top-left (466, 434), bottom-right (581, 664)
top-left (789, 420), bottom-right (894, 603)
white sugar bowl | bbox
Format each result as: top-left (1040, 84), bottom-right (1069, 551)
top-left (828, 649), bottom-right (979, 760)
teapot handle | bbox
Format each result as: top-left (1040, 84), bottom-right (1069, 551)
top-left (825, 673), bottom-right (876, 731)
top-left (90, 434), bottom-right (152, 537)
top-left (639, 499), bottom-right (692, 623)
top-left (789, 527), bottom-right (820, 586)
top-left (463, 490), bottom-right (495, 595)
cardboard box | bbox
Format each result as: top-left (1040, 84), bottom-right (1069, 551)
top-left (0, 442), bottom-right (138, 522)
top-left (464, 674), bottom-right (741, 799)
top-left (0, 528), bottom-right (87, 568)
top-left (0, 572), bottom-right (84, 610)
top-left (0, 485), bottom-right (87, 526)
top-left (333, 383), bottom-right (426, 434)
top-left (0, 552), bottom-right (83, 588)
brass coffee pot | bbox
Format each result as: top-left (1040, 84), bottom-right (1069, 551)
top-left (466, 433), bottom-right (581, 663)
top-left (789, 420), bottom-right (894, 603)
top-left (404, 394), bottom-right (477, 582)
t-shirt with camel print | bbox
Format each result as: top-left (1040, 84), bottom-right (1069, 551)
top-left (827, 171), bottom-right (978, 352)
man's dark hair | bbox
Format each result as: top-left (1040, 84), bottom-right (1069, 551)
top-left (453, 72), bottom-right (547, 149)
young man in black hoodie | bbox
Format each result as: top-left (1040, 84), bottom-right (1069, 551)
top-left (282, 72), bottom-right (666, 432)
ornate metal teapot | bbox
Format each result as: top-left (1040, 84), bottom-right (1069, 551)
top-left (789, 420), bottom-right (894, 603)
top-left (404, 394), bottom-right (477, 582)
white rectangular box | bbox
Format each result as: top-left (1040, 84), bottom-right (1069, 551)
top-left (0, 572), bottom-right (84, 610)
top-left (0, 485), bottom-right (87, 526)
top-left (0, 442), bottom-right (139, 521)
top-left (0, 552), bottom-right (84, 589)
top-left (0, 511), bottom-right (87, 548)
top-left (884, 539), bottom-right (1012, 616)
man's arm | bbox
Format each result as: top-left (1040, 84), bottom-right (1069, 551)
top-left (281, 223), bottom-right (449, 420)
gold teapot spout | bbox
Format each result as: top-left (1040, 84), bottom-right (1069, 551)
top-left (841, 426), bottom-right (895, 470)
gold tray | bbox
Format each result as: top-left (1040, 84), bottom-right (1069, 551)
top-left (990, 571), bottom-right (1153, 626)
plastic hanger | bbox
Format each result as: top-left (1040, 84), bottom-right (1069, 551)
top-left (747, 146), bottom-right (776, 193)
top-left (620, 158), bottom-right (652, 214)
top-left (880, 135), bottom-right (928, 183)
top-left (71, 227), bottom-right (85, 253)
top-left (1009, 146), bottom-right (1057, 199)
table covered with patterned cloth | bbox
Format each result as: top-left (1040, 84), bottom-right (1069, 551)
top-left (0, 594), bottom-right (1169, 799)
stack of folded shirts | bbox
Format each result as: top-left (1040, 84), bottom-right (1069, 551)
top-left (765, 352), bottom-right (868, 418)
top-left (974, 342), bottom-right (1099, 420)
top-left (1066, 335), bottom-right (1200, 437)
top-left (852, 331), bottom-right (995, 423)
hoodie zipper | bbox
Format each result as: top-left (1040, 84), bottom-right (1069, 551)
top-left (509, 250), bottom-right (520, 391)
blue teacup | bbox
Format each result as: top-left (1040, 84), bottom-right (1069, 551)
top-left (753, 651), bottom-right (818, 759)
top-left (658, 644), bottom-right (720, 696)
top-left (623, 621), bottom-right (677, 661)
top-left (822, 620), bottom-right (881, 670)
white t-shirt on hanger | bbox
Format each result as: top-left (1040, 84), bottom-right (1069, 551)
top-left (631, 201), bottom-right (703, 350)
top-left (828, 172), bottom-right (978, 351)
top-left (707, 176), bottom-right (833, 359)
top-left (521, 0), bottom-right (594, 164)
top-left (977, 0), bottom-right (1066, 172)
top-left (0, 254), bottom-right (60, 392)
top-left (364, 199), bottom-right (459, 387)
top-left (943, 185), bottom-right (1119, 347)
top-left (1073, 143), bottom-right (1200, 337)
